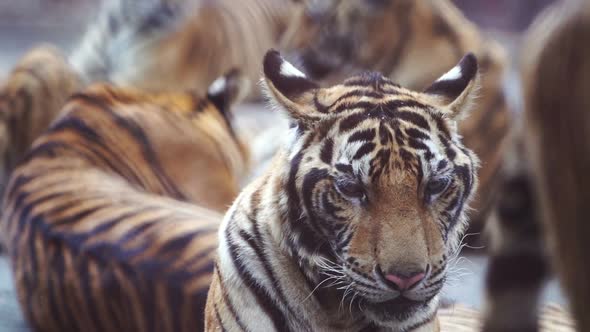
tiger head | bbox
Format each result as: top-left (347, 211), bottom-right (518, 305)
top-left (283, 0), bottom-right (477, 90)
top-left (263, 50), bottom-right (479, 329)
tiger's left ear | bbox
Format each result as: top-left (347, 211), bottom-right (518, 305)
top-left (424, 53), bottom-right (479, 120)
top-left (207, 68), bottom-right (250, 115)
top-left (262, 49), bottom-right (324, 125)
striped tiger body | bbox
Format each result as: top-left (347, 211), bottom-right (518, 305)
top-left (70, 0), bottom-right (300, 100)
top-left (0, 45), bottom-right (82, 197)
top-left (1, 72), bottom-right (249, 331)
top-left (483, 1), bottom-right (590, 331)
top-left (206, 51), bottom-right (480, 331)
top-left (282, 0), bottom-right (510, 231)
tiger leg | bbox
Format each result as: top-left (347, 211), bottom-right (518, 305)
top-left (482, 149), bottom-right (550, 332)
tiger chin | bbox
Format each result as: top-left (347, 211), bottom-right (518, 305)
top-left (205, 50), bottom-right (480, 332)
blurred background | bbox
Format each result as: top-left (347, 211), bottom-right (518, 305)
top-left (0, 0), bottom-right (568, 331)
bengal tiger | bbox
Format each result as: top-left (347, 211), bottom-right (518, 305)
top-left (483, 1), bottom-right (590, 331)
top-left (70, 0), bottom-right (300, 99)
top-left (1, 70), bottom-right (249, 331)
top-left (0, 45), bottom-right (82, 198)
top-left (205, 50), bottom-right (480, 331)
top-left (281, 0), bottom-right (510, 238)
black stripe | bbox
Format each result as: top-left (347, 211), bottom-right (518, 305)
top-left (339, 112), bottom-right (367, 132)
top-left (332, 100), bottom-right (376, 114)
top-left (353, 142), bottom-right (376, 160)
top-left (404, 127), bottom-right (430, 140)
top-left (46, 115), bottom-right (143, 183)
top-left (78, 259), bottom-right (105, 331)
top-left (335, 163), bottom-right (353, 174)
top-left (238, 226), bottom-right (303, 330)
top-left (216, 264), bottom-right (248, 332)
top-left (348, 128), bottom-right (376, 143)
top-left (226, 229), bottom-right (287, 331)
top-left (70, 94), bottom-right (187, 200)
top-left (330, 90), bottom-right (384, 108)
top-left (320, 138), bottom-right (334, 165)
top-left (432, 114), bottom-right (451, 139)
top-left (396, 111), bottom-right (431, 131)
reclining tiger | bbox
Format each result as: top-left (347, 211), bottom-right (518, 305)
top-left (205, 50), bottom-right (480, 331)
top-left (1, 70), bottom-right (249, 331)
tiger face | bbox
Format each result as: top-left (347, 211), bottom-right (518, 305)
top-left (263, 51), bottom-right (479, 329)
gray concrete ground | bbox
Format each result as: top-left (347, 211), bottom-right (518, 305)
top-left (0, 25), bottom-right (567, 331)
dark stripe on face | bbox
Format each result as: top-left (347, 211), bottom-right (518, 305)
top-left (379, 122), bottom-right (393, 145)
top-left (353, 142), bottom-right (376, 160)
top-left (320, 138), bottom-right (334, 165)
top-left (339, 112), bottom-right (368, 132)
top-left (432, 115), bottom-right (451, 139)
top-left (439, 135), bottom-right (456, 160)
top-left (331, 90), bottom-right (384, 108)
top-left (407, 137), bottom-right (430, 152)
top-left (348, 128), bottom-right (376, 143)
top-left (396, 111), bottom-right (431, 131)
top-left (404, 127), bottom-right (429, 141)
top-left (226, 228), bottom-right (289, 331)
top-left (285, 147), bottom-right (327, 255)
top-left (332, 100), bottom-right (376, 114)
top-left (335, 163), bottom-right (353, 174)
top-left (383, 99), bottom-right (429, 114)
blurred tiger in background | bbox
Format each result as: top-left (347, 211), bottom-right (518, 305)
top-left (282, 0), bottom-right (510, 240)
top-left (484, 1), bottom-right (590, 331)
top-left (70, 0), bottom-right (301, 100)
top-left (0, 45), bottom-right (82, 198)
top-left (1, 68), bottom-right (249, 331)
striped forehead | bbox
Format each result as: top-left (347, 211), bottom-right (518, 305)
top-left (314, 81), bottom-right (453, 179)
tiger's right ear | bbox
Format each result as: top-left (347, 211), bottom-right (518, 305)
top-left (207, 68), bottom-right (250, 115)
top-left (262, 49), bottom-right (324, 125)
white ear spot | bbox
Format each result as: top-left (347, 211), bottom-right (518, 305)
top-left (437, 65), bottom-right (462, 82)
top-left (280, 61), bottom-right (306, 78)
top-left (208, 76), bottom-right (227, 95)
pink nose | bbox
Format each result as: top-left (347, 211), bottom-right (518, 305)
top-left (385, 272), bottom-right (426, 290)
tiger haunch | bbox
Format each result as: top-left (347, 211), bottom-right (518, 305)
top-left (1, 71), bottom-right (249, 331)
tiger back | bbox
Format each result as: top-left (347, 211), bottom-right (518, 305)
top-left (0, 45), bottom-right (82, 197)
top-left (1, 72), bottom-right (248, 331)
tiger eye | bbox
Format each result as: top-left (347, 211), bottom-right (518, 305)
top-left (424, 177), bottom-right (450, 204)
top-left (335, 177), bottom-right (366, 200)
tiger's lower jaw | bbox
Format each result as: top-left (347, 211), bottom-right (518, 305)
top-left (362, 295), bottom-right (439, 331)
